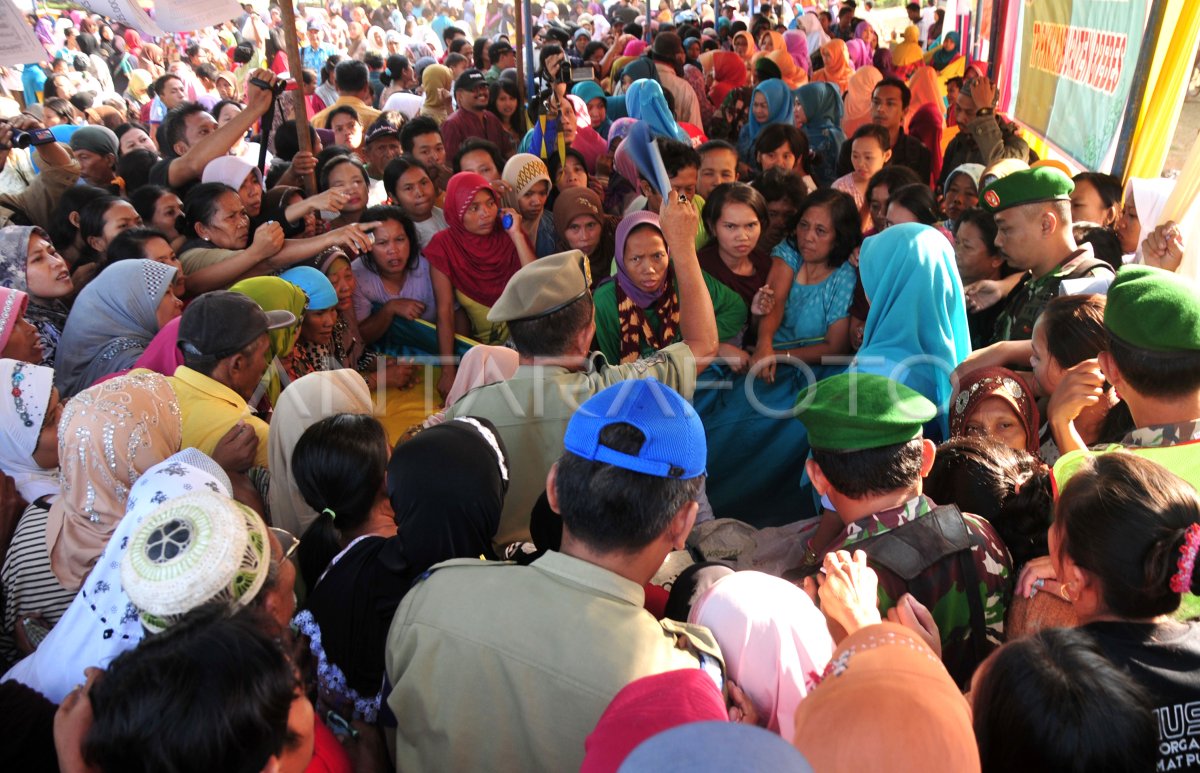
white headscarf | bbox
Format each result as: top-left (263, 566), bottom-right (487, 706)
top-left (1, 449), bottom-right (230, 703)
top-left (0, 359), bottom-right (58, 502)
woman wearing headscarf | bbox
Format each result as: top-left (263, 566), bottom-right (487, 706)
top-left (736, 79), bottom-right (794, 166)
top-left (563, 93), bottom-right (611, 174)
top-left (891, 25), bottom-right (925, 71)
top-left (873, 48), bottom-right (898, 79)
top-left (419, 63), bottom-right (453, 124)
top-left (812, 40), bottom-right (852, 93)
top-left (45, 371), bottom-right (182, 592)
top-left (279, 265), bottom-right (342, 381)
top-left (908, 101), bottom-right (946, 185)
top-left (841, 65), bottom-right (883, 135)
top-left (291, 413), bottom-right (508, 723)
top-left (942, 163), bottom-right (984, 231)
top-left (625, 79), bottom-right (690, 143)
top-left (706, 52), bottom-right (754, 143)
top-left (795, 82), bottom-right (846, 187)
top-left (0, 288), bottom-right (42, 365)
top-left (950, 367), bottom-right (1040, 456)
top-left (928, 30), bottom-right (961, 71)
top-left (707, 51), bottom-right (748, 108)
top-left (856, 223), bottom-right (971, 441)
top-left (267, 371), bottom-right (374, 536)
top-left (782, 30), bottom-right (811, 77)
top-left (202, 156), bottom-right (265, 221)
top-left (0, 226), bottom-right (74, 367)
top-left (571, 80), bottom-right (616, 139)
top-left (765, 50), bottom-right (806, 90)
top-left (53, 260), bottom-right (181, 398)
top-left (593, 211), bottom-right (746, 365)
top-left (793, 623), bottom-right (980, 771)
top-left (425, 172), bottom-right (532, 398)
top-left (554, 186), bottom-right (619, 287)
top-left (1119, 176), bottom-right (1176, 261)
top-left (690, 571), bottom-right (834, 742)
top-left (797, 11), bottom-right (830, 63)
top-left (732, 30), bottom-right (757, 64)
top-left (846, 38), bottom-right (872, 70)
top-left (3, 449), bottom-right (229, 703)
top-left (230, 276), bottom-right (308, 408)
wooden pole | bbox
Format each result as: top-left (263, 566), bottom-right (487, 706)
top-left (515, 0), bottom-right (525, 91)
top-left (277, 0), bottom-right (317, 194)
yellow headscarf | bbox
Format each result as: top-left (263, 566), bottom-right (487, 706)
top-left (420, 64), bottom-right (454, 124)
top-left (891, 25), bottom-right (924, 67)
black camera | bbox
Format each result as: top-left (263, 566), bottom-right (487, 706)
top-left (249, 76), bottom-right (287, 97)
top-left (9, 129), bottom-right (30, 149)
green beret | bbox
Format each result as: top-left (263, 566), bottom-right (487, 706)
top-left (1105, 265), bottom-right (1200, 352)
top-left (487, 250), bottom-right (591, 324)
top-left (979, 167), bottom-right (1074, 214)
top-left (794, 373), bottom-right (936, 451)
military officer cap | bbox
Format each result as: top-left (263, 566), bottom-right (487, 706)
top-left (979, 166), bottom-right (1074, 214)
top-left (1105, 265), bottom-right (1200, 352)
top-left (794, 373), bottom-right (937, 451)
top-left (487, 250), bottom-right (591, 324)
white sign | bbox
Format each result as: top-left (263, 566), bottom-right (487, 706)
top-left (71, 0), bottom-right (165, 36)
top-left (153, 0), bottom-right (244, 34)
top-left (0, 0), bottom-right (47, 66)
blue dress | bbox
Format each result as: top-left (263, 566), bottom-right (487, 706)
top-left (771, 241), bottom-right (858, 350)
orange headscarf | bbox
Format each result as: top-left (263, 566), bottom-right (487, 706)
top-left (732, 30), bottom-right (758, 63)
top-left (812, 39), bottom-right (852, 93)
top-left (842, 65), bottom-right (883, 135)
top-left (766, 50), bottom-right (806, 89)
top-left (757, 30), bottom-right (785, 56)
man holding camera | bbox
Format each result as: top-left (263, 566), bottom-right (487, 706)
top-left (440, 69), bottom-right (514, 158)
top-left (0, 113), bottom-right (78, 232)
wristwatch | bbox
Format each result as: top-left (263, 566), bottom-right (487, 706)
top-left (974, 107), bottom-right (995, 118)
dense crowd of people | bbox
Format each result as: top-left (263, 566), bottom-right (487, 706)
top-left (0, 0), bottom-right (1198, 770)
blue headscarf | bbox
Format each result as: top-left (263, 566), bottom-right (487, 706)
top-left (736, 78), bottom-right (794, 162)
top-left (280, 266), bottom-right (338, 311)
top-left (620, 58), bottom-right (659, 84)
top-left (855, 223), bottom-right (971, 441)
top-left (795, 82), bottom-right (846, 186)
top-left (626, 78), bottom-right (689, 142)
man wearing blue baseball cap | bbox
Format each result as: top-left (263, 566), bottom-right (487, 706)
top-left (385, 379), bottom-right (724, 773)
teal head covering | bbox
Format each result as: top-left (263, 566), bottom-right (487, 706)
top-left (931, 31), bottom-right (961, 70)
top-left (855, 223), bottom-right (971, 440)
top-left (795, 82), bottom-right (844, 130)
top-left (279, 266), bottom-right (338, 311)
top-left (626, 78), bottom-right (689, 142)
top-left (737, 78), bottom-right (794, 160)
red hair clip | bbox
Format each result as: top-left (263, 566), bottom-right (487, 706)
top-left (1170, 523), bottom-right (1200, 594)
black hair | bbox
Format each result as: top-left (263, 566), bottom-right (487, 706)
top-left (358, 205), bottom-right (419, 275)
top-left (865, 165), bottom-right (922, 209)
top-left (906, 2), bottom-right (920, 12)
top-left (383, 155), bottom-right (431, 203)
top-left (448, 38), bottom-right (471, 58)
top-left (924, 436), bottom-right (1052, 570)
top-left (84, 604), bottom-right (296, 773)
top-left (114, 121), bottom-right (151, 155)
top-left (972, 627), bottom-right (1158, 773)
top-left (232, 42), bottom-right (255, 64)
top-left (887, 183), bottom-right (941, 225)
top-left (444, 52), bottom-right (469, 71)
top-left (130, 184), bottom-right (174, 226)
top-left (399, 116), bottom-right (441, 153)
top-left (850, 122), bottom-right (892, 154)
top-left (196, 63), bottom-right (218, 82)
top-left (1057, 452), bottom-right (1200, 617)
top-left (152, 72), bottom-right (183, 97)
top-left (626, 22), bottom-right (644, 38)
top-left (555, 422), bottom-right (705, 553)
top-left (452, 138), bottom-right (503, 174)
top-left (294, 414), bottom-right (390, 591)
top-left (323, 104), bottom-right (361, 131)
top-left (1107, 329), bottom-right (1200, 400)
top-left (473, 37), bottom-right (489, 70)
top-left (273, 119), bottom-right (319, 162)
top-left (752, 166), bottom-right (807, 208)
top-left (363, 51), bottom-right (385, 71)
top-left (488, 41), bottom-right (513, 64)
top-left (1073, 224), bottom-right (1123, 271)
top-left (320, 53), bottom-right (343, 84)
top-left (160, 102), bottom-right (210, 158)
top-left (487, 78), bottom-right (527, 136)
top-left (381, 53), bottom-right (410, 86)
top-left (211, 99), bottom-right (242, 123)
top-left (656, 137), bottom-right (701, 179)
top-left (78, 195), bottom-right (125, 262)
top-left (790, 188), bottom-right (862, 267)
top-left (508, 293), bottom-right (595, 357)
top-left (115, 149), bottom-right (158, 195)
top-left (43, 96), bottom-right (77, 123)
top-left (104, 226), bottom-right (172, 266)
top-left (1072, 171), bottom-right (1123, 212)
top-left (753, 123), bottom-right (812, 175)
top-left (583, 40), bottom-right (606, 60)
top-left (1037, 293), bottom-right (1108, 370)
top-left (334, 59), bottom-right (369, 94)
top-left (874, 76), bottom-right (912, 109)
top-left (701, 182), bottom-right (769, 243)
top-left (955, 207), bottom-right (999, 253)
top-left (318, 154), bottom-right (369, 194)
top-left (183, 182), bottom-right (238, 237)
top-left (698, 138), bottom-right (737, 157)
top-left (442, 24), bottom-right (464, 43)
top-left (811, 438), bottom-right (924, 499)
top-left (48, 185), bottom-right (109, 254)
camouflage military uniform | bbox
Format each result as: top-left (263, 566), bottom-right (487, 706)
top-left (822, 495), bottom-right (1012, 686)
top-left (990, 250), bottom-right (1114, 343)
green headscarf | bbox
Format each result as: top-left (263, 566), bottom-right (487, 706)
top-left (230, 276), bottom-right (307, 405)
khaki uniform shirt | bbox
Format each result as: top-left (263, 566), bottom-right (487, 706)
top-left (384, 551), bottom-right (723, 773)
top-left (443, 342), bottom-right (697, 549)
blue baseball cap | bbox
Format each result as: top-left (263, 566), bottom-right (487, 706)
top-left (563, 379), bottom-right (706, 479)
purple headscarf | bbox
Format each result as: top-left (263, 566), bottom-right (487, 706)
top-left (847, 39), bottom-right (872, 70)
top-left (608, 116), bottom-right (638, 145)
top-left (783, 30), bottom-right (811, 76)
top-left (614, 211), bottom-right (669, 308)
top-left (873, 48), bottom-right (898, 80)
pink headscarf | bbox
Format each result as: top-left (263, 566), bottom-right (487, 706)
top-left (623, 39), bottom-right (647, 57)
top-left (690, 571), bottom-right (834, 742)
top-left (0, 287), bottom-right (29, 353)
top-left (134, 316), bottom-right (183, 377)
top-left (847, 38), bottom-right (873, 70)
top-left (783, 30), bottom-right (811, 75)
top-left (565, 94), bottom-right (608, 173)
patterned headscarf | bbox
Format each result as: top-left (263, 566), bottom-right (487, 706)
top-left (949, 367), bottom-right (1040, 455)
top-left (0, 358), bottom-right (57, 502)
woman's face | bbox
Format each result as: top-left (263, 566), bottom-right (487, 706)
top-left (30, 387), bottom-right (63, 469)
top-left (495, 89), bottom-right (517, 118)
top-left (154, 289), bottom-right (184, 329)
top-left (238, 171), bottom-right (264, 218)
top-left (559, 156), bottom-right (588, 190)
top-left (301, 306), bottom-right (338, 346)
top-left (151, 191), bottom-right (184, 239)
top-left (622, 226), bottom-right (669, 294)
top-left (752, 91), bottom-right (770, 123)
top-left (393, 166), bottom-right (435, 221)
top-left (564, 213), bottom-right (601, 255)
top-left (885, 202), bottom-right (920, 229)
top-left (1029, 319), bottom-right (1068, 399)
top-left (587, 97), bottom-right (606, 130)
top-left (330, 112), bottom-right (363, 149)
top-left (461, 189), bottom-right (498, 235)
top-left (215, 77), bottom-right (235, 100)
top-left (216, 102), bottom-right (243, 126)
top-left (327, 163), bottom-right (368, 214)
top-left (97, 201), bottom-right (143, 254)
top-left (851, 137), bottom-right (888, 181)
top-left (326, 260), bottom-right (356, 312)
top-left (795, 204), bottom-right (836, 264)
top-left (517, 181), bottom-right (549, 222)
top-left (141, 235), bottom-right (186, 297)
top-left (758, 33), bottom-right (773, 51)
top-left (868, 184), bottom-right (890, 228)
top-left (953, 220), bottom-right (1001, 286)
top-left (197, 191), bottom-right (251, 249)
top-left (1070, 179), bottom-right (1117, 228)
top-left (25, 234), bottom-right (73, 299)
top-left (369, 218), bottom-right (412, 277)
top-left (1117, 197), bottom-right (1140, 254)
top-left (734, 36), bottom-right (748, 56)
top-left (714, 202), bottom-right (762, 259)
top-left (961, 395), bottom-right (1027, 453)
top-left (943, 173), bottom-right (979, 223)
top-left (118, 127), bottom-right (156, 155)
top-left (3, 316), bottom-right (43, 363)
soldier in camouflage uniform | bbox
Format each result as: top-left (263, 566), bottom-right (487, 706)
top-left (795, 372), bottom-right (1012, 687)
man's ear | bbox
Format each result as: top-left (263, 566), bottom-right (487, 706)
top-left (666, 498), bottom-right (699, 551)
top-left (545, 462), bottom-right (562, 514)
top-left (919, 438), bottom-right (936, 477)
top-left (806, 458), bottom-right (830, 497)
